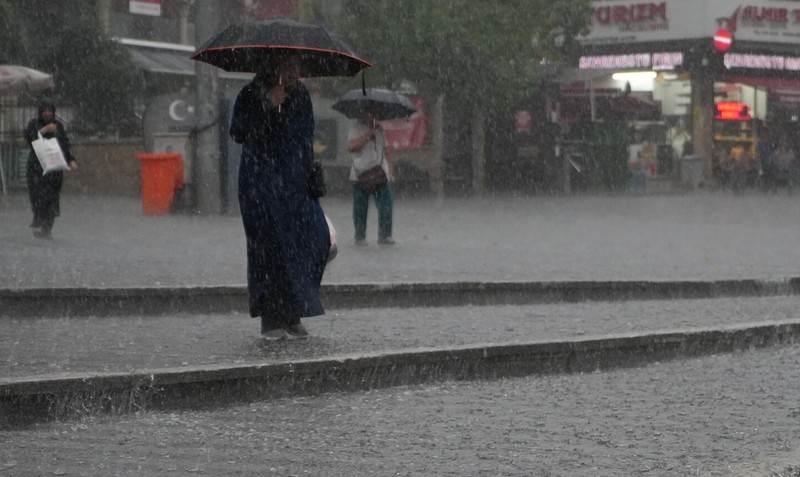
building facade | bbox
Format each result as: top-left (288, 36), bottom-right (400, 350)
top-left (572, 0), bottom-right (800, 190)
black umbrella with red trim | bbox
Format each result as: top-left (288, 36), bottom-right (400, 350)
top-left (190, 18), bottom-right (372, 77)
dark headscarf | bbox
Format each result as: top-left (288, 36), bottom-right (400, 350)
top-left (38, 101), bottom-right (56, 118)
top-left (253, 53), bottom-right (299, 88)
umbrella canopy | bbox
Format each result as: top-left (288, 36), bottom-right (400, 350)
top-left (190, 18), bottom-right (372, 77)
top-left (332, 88), bottom-right (417, 120)
top-left (0, 65), bottom-right (54, 95)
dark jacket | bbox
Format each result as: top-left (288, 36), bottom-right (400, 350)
top-left (24, 110), bottom-right (75, 225)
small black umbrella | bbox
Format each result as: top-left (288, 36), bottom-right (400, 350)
top-left (332, 88), bottom-right (417, 120)
top-left (191, 18), bottom-right (372, 77)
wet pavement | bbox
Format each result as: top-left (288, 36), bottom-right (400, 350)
top-left (3, 295), bottom-right (800, 378)
top-left (2, 192), bottom-right (800, 288)
top-left (4, 192), bottom-right (800, 475)
top-left (3, 343), bottom-right (800, 476)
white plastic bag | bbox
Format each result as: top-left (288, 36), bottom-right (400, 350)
top-left (31, 132), bottom-right (69, 175)
top-left (325, 214), bottom-right (337, 263)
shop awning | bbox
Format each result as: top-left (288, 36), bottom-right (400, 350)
top-left (720, 74), bottom-right (800, 91)
top-left (116, 38), bottom-right (252, 80)
top-left (559, 94), bottom-right (662, 122)
top-left (719, 73), bottom-right (800, 111)
top-left (558, 81), bottom-right (662, 122)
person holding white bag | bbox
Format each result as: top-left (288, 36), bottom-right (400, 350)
top-left (24, 101), bottom-right (77, 239)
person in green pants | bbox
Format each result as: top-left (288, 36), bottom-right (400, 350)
top-left (347, 110), bottom-right (395, 245)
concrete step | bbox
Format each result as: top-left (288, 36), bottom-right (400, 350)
top-left (4, 294), bottom-right (800, 425)
top-left (2, 277), bottom-right (799, 318)
top-left (3, 320), bottom-right (799, 427)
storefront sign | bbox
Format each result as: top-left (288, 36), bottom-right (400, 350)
top-left (715, 101), bottom-right (751, 121)
top-left (581, 0), bottom-right (705, 45)
top-left (724, 53), bottom-right (800, 71)
top-left (582, 1), bottom-right (800, 46)
top-left (594, 2), bottom-right (668, 29)
top-left (579, 52), bottom-right (683, 70)
top-left (710, 1), bottom-right (800, 44)
top-left (129, 0), bottom-right (161, 16)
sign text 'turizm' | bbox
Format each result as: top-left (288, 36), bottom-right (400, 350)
top-left (594, 3), bottom-right (668, 25)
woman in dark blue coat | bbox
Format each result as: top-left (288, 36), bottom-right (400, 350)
top-left (230, 55), bottom-right (329, 340)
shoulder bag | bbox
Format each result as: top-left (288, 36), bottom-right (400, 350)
top-left (356, 138), bottom-right (388, 193)
top-left (308, 161), bottom-right (327, 198)
top-left (357, 165), bottom-right (388, 193)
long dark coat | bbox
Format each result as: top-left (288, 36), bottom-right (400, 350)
top-left (24, 117), bottom-right (74, 224)
top-left (230, 77), bottom-right (329, 322)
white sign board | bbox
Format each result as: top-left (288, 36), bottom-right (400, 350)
top-left (708, 0), bottom-right (800, 44)
top-left (580, 0), bottom-right (707, 45)
top-left (581, 0), bottom-right (800, 46)
top-left (129, 0), bottom-right (161, 17)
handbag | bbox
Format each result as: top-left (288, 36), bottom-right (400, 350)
top-left (357, 165), bottom-right (388, 193)
top-left (31, 132), bottom-right (69, 175)
top-left (308, 161), bottom-right (326, 198)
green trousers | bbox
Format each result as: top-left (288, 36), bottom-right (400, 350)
top-left (352, 181), bottom-right (393, 241)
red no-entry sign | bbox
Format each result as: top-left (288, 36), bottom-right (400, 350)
top-left (714, 28), bottom-right (733, 52)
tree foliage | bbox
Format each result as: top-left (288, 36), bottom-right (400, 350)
top-left (342, 0), bottom-right (591, 110)
top-left (1, 0), bottom-right (138, 135)
top-left (0, 0), bottom-right (27, 64)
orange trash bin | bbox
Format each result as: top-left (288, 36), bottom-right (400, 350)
top-left (136, 153), bottom-right (184, 216)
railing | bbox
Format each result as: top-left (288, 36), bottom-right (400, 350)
top-left (0, 142), bottom-right (28, 191)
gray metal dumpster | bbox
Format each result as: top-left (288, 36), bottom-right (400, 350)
top-left (679, 154), bottom-right (704, 190)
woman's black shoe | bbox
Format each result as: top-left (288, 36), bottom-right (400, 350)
top-left (287, 323), bottom-right (309, 338)
top-left (260, 316), bottom-right (288, 340)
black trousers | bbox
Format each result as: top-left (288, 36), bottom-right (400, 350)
top-left (26, 156), bottom-right (63, 232)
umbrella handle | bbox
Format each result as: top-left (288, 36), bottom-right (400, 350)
top-left (278, 75), bottom-right (282, 114)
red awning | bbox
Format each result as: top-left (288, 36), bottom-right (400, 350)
top-left (558, 93), bottom-right (662, 122)
top-left (378, 97), bottom-right (428, 151)
top-left (252, 0), bottom-right (298, 21)
top-left (720, 74), bottom-right (800, 110)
